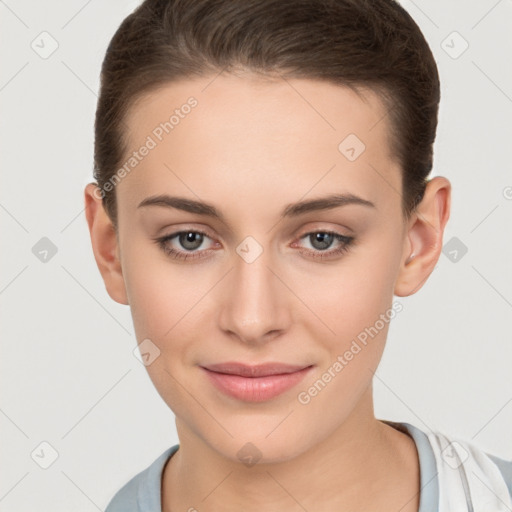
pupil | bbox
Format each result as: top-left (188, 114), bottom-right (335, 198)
top-left (312, 232), bottom-right (333, 250)
top-left (180, 232), bottom-right (203, 250)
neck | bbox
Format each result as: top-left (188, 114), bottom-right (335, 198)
top-left (162, 387), bottom-right (420, 512)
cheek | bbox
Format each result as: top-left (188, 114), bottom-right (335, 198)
top-left (121, 250), bottom-right (205, 409)
top-left (302, 240), bottom-right (400, 344)
top-left (294, 268), bottom-right (397, 427)
top-left (297, 234), bottom-right (402, 389)
top-left (122, 242), bottom-right (201, 339)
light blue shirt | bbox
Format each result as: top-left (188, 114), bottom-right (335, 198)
top-left (105, 421), bottom-right (512, 511)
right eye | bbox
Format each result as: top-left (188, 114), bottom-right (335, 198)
top-left (154, 229), bottom-right (218, 261)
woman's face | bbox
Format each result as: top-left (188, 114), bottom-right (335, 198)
top-left (113, 73), bottom-right (412, 463)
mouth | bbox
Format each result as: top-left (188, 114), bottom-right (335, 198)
top-left (201, 361), bottom-right (312, 377)
top-left (200, 362), bottom-right (314, 402)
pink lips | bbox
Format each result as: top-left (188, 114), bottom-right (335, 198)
top-left (200, 362), bottom-right (313, 402)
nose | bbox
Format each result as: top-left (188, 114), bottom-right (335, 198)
top-left (218, 244), bottom-right (291, 346)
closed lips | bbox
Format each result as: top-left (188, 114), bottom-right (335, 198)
top-left (201, 362), bottom-right (313, 378)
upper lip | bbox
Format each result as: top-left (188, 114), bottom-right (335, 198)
top-left (201, 362), bottom-right (312, 378)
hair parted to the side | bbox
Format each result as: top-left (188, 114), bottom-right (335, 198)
top-left (93, 0), bottom-right (440, 230)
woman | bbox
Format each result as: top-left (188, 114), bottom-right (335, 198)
top-left (84, 0), bottom-right (512, 510)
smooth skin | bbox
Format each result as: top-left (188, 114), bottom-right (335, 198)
top-left (85, 71), bottom-right (450, 512)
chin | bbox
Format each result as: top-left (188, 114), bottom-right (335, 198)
top-left (202, 429), bottom-right (312, 468)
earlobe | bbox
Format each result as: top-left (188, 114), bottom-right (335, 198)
top-left (84, 183), bottom-right (129, 305)
top-left (394, 176), bottom-right (451, 297)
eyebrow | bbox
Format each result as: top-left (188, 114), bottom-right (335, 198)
top-left (137, 193), bottom-right (376, 222)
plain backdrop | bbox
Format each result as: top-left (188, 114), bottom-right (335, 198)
top-left (1, 1), bottom-right (511, 510)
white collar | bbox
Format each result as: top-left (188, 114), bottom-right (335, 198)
top-left (426, 430), bottom-right (512, 512)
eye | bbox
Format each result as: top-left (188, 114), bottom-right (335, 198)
top-left (154, 228), bottom-right (355, 262)
top-left (292, 230), bottom-right (355, 260)
top-left (154, 229), bottom-right (217, 261)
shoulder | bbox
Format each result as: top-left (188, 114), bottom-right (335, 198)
top-left (487, 453), bottom-right (512, 499)
top-left (104, 471), bottom-right (141, 512)
top-left (408, 422), bottom-right (512, 502)
top-left (430, 429), bottom-right (512, 497)
top-left (386, 420), bottom-right (512, 511)
top-left (105, 445), bottom-right (179, 512)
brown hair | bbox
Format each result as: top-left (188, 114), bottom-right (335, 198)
top-left (93, 0), bottom-right (440, 230)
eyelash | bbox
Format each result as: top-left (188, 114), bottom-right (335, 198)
top-left (154, 229), bottom-right (355, 262)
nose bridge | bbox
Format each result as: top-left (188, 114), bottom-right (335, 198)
top-left (218, 238), bottom-right (289, 344)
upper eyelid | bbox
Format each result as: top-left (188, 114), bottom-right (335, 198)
top-left (154, 213), bottom-right (356, 238)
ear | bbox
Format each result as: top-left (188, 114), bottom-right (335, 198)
top-left (84, 183), bottom-right (129, 305)
top-left (394, 176), bottom-right (451, 297)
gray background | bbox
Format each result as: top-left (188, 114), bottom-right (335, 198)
top-left (1, 0), bottom-right (511, 510)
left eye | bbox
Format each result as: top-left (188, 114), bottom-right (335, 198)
top-left (293, 230), bottom-right (355, 260)
top-left (301, 231), bottom-right (345, 250)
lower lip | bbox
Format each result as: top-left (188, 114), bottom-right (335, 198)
top-left (201, 366), bottom-right (313, 402)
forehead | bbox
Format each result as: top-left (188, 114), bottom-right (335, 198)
top-left (117, 73), bottom-right (401, 221)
